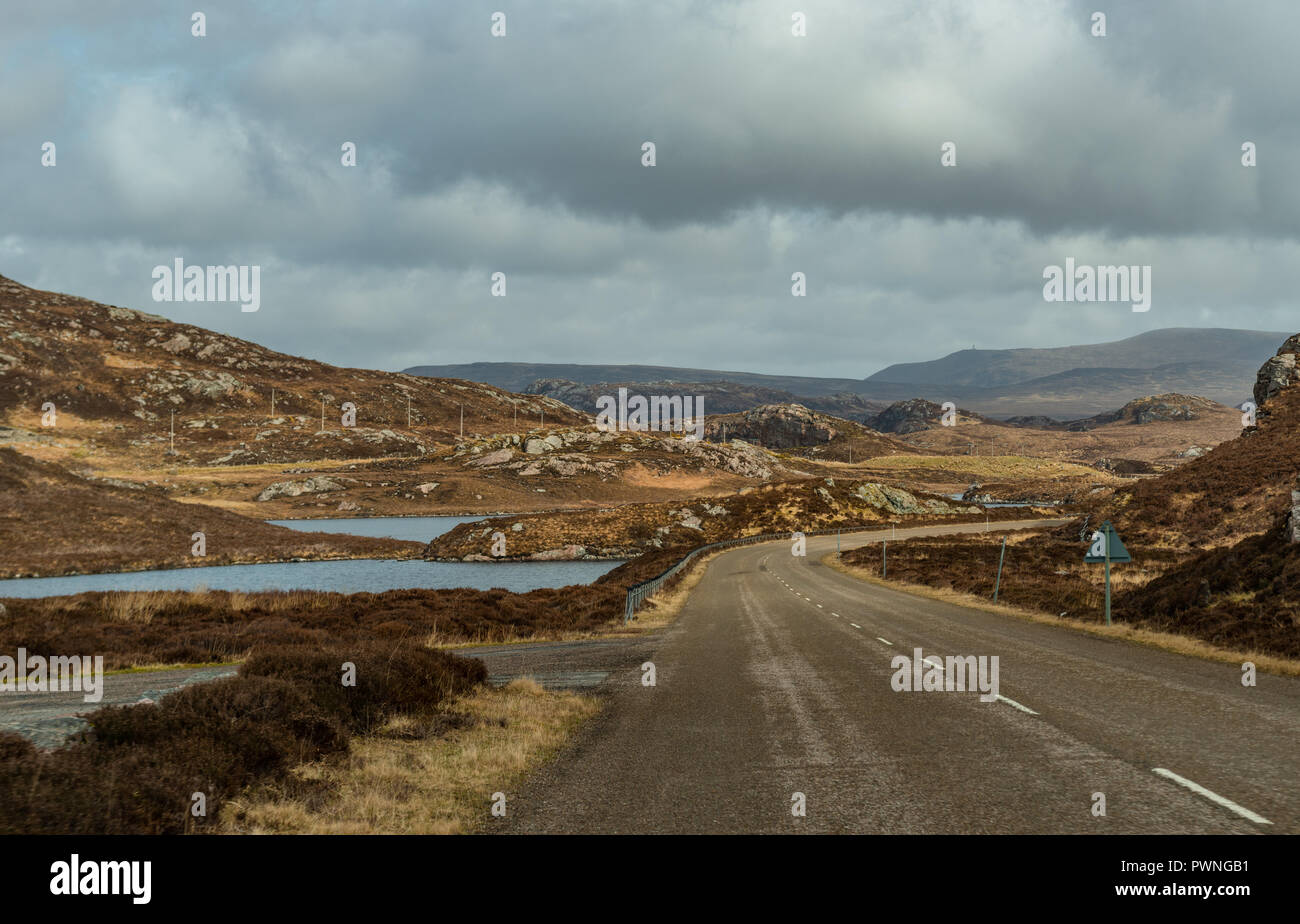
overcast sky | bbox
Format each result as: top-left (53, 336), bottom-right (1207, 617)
top-left (2, 0), bottom-right (1297, 379)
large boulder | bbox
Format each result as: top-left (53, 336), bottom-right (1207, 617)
top-left (1289, 490), bottom-right (1300, 544)
top-left (870, 398), bottom-right (947, 434)
top-left (256, 476), bottom-right (344, 502)
top-left (702, 403), bottom-right (839, 449)
top-left (1253, 334), bottom-right (1300, 411)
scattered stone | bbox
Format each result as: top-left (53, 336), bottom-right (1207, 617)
top-left (161, 333), bottom-right (191, 353)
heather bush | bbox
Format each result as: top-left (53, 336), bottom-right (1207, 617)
top-left (0, 641), bottom-right (484, 834)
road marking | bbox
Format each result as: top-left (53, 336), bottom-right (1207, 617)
top-left (994, 694), bottom-right (1039, 716)
top-left (876, 637), bottom-right (893, 646)
top-left (830, 612), bottom-right (840, 617)
top-left (1151, 768), bottom-right (1273, 825)
top-left (850, 623), bottom-right (862, 629)
top-left (816, 604), bottom-right (823, 608)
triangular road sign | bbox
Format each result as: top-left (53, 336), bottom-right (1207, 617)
top-left (1085, 520), bottom-right (1132, 563)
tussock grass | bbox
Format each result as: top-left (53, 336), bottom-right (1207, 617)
top-left (104, 590), bottom-right (173, 624)
top-left (221, 678), bottom-right (600, 834)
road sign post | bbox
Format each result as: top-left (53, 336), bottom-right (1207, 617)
top-left (1104, 541), bottom-right (1110, 625)
top-left (1084, 520), bottom-right (1131, 627)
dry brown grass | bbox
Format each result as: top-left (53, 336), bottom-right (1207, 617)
top-left (108, 587), bottom-right (334, 623)
top-left (824, 552), bottom-right (1300, 676)
top-left (862, 454), bottom-right (1102, 479)
top-left (220, 678), bottom-right (600, 834)
top-left (104, 590), bottom-right (175, 624)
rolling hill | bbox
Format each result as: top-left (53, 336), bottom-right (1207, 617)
top-left (407, 328), bottom-right (1284, 418)
top-left (0, 273), bottom-right (586, 468)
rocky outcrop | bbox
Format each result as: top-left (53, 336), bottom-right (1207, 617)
top-left (854, 482), bottom-right (978, 515)
top-left (1254, 334), bottom-right (1300, 412)
top-left (256, 476), bottom-right (346, 502)
top-left (870, 399), bottom-right (949, 434)
top-left (1064, 394), bottom-right (1221, 431)
top-left (449, 427), bottom-right (793, 480)
top-left (702, 403), bottom-right (839, 448)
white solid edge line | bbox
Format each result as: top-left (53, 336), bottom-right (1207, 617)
top-left (831, 612), bottom-right (841, 617)
top-left (1151, 768), bottom-right (1273, 825)
top-left (816, 604), bottom-right (823, 608)
top-left (994, 694), bottom-right (1040, 716)
top-left (876, 637), bottom-right (893, 646)
top-left (850, 623), bottom-right (862, 629)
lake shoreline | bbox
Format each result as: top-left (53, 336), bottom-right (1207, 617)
top-left (1, 516), bottom-right (622, 598)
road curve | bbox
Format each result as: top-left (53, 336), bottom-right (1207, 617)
top-left (496, 520), bottom-right (1300, 834)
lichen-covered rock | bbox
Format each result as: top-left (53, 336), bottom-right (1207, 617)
top-left (1254, 336), bottom-right (1300, 410)
top-left (256, 476), bottom-right (345, 502)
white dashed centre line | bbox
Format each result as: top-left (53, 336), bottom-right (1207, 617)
top-left (1152, 768), bottom-right (1273, 825)
top-left (876, 637), bottom-right (893, 646)
top-left (849, 623), bottom-right (862, 629)
top-left (994, 694), bottom-right (1039, 716)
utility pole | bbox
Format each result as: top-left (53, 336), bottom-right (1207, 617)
top-left (407, 396), bottom-right (412, 428)
top-left (170, 410), bottom-right (174, 455)
top-left (320, 398), bottom-right (325, 434)
top-left (993, 535), bottom-right (1007, 602)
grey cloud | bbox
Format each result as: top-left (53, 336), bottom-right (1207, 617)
top-left (1, 0), bottom-right (1297, 380)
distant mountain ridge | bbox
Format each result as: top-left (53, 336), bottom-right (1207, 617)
top-left (405, 328), bottom-right (1285, 418)
top-left (401, 362), bottom-right (864, 397)
top-left (866, 328), bottom-right (1287, 387)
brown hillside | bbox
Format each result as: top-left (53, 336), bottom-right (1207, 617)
top-left (1098, 339), bottom-right (1300, 549)
top-left (0, 274), bottom-right (585, 468)
top-left (0, 447), bottom-right (418, 578)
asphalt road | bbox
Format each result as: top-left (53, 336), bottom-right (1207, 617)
top-left (496, 520), bottom-right (1300, 834)
top-left (0, 665), bottom-right (237, 748)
